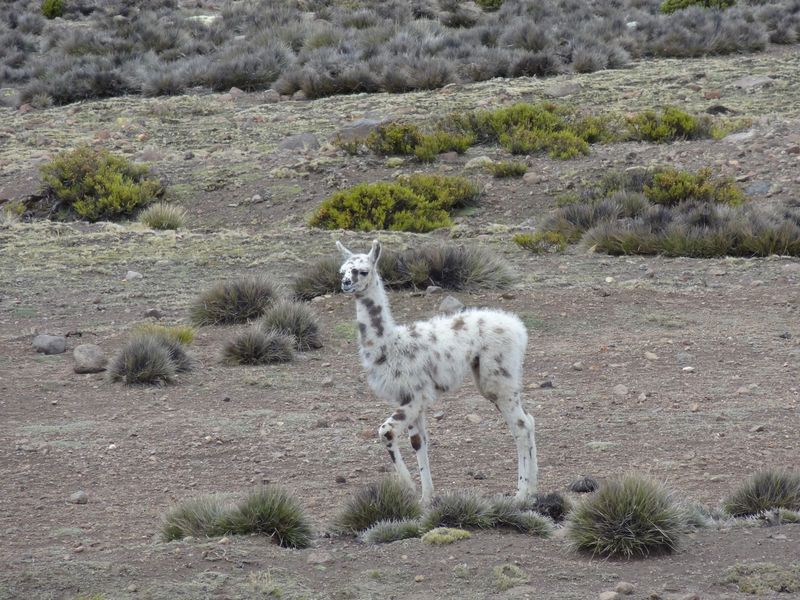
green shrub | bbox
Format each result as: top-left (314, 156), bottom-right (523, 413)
top-left (644, 168), bottom-right (746, 206)
top-left (723, 470), bottom-right (800, 518)
top-left (162, 494), bottom-right (235, 540)
top-left (513, 231), bottom-right (568, 253)
top-left (335, 477), bottom-right (422, 534)
top-left (660, 0), bottom-right (736, 14)
top-left (361, 519), bottom-right (422, 544)
top-left (138, 202), bottom-right (187, 230)
top-left (366, 123), bottom-right (423, 155)
top-left (40, 145), bottom-right (163, 222)
top-left (626, 107), bottom-right (711, 142)
top-left (131, 323), bottom-right (196, 345)
top-left (190, 277), bottom-right (278, 325)
top-left (493, 564), bottom-right (528, 591)
top-left (226, 486), bottom-right (313, 548)
top-left (309, 175), bottom-right (478, 233)
top-left (421, 527), bottom-right (472, 544)
top-left (566, 474), bottom-right (685, 558)
top-left (475, 0), bottom-right (503, 10)
top-left (489, 161), bottom-right (528, 178)
top-left (222, 329), bottom-right (294, 365)
top-left (41, 0), bottom-right (64, 19)
top-left (258, 301), bottom-right (323, 351)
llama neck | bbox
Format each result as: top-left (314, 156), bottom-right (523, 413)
top-left (355, 277), bottom-right (395, 346)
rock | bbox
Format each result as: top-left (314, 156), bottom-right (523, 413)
top-left (291, 90), bottom-right (307, 101)
top-left (321, 377), bottom-right (334, 388)
top-left (183, 151), bottom-right (194, 160)
top-left (262, 89), bottom-right (281, 103)
top-left (615, 582), bottom-right (635, 595)
top-left (539, 380), bottom-right (553, 389)
top-left (724, 129), bottom-right (755, 143)
top-left (745, 180), bottom-right (772, 196)
top-left (690, 403), bottom-right (700, 412)
top-left (613, 384), bottom-right (628, 396)
top-left (385, 157), bottom-right (404, 168)
top-left (732, 75), bottom-right (773, 89)
top-left (18, 103), bottom-right (33, 114)
top-left (644, 351), bottom-right (658, 361)
top-left (439, 295), bottom-right (465, 314)
top-left (124, 270), bottom-right (143, 280)
top-left (599, 591), bottom-right (620, 600)
top-left (466, 413), bottom-right (482, 425)
top-left (572, 361), bottom-right (584, 371)
top-left (306, 551), bottom-right (333, 565)
top-left (68, 491), bottom-right (88, 504)
top-left (568, 477), bottom-right (598, 493)
top-left (335, 118), bottom-right (387, 143)
top-left (675, 351), bottom-right (694, 365)
top-left (749, 424), bottom-right (765, 433)
top-left (228, 86), bottom-right (244, 98)
top-left (73, 344), bottom-right (107, 374)
top-left (545, 81), bottom-right (581, 98)
top-left (682, 366), bottom-right (695, 373)
top-left (33, 334), bottom-right (66, 355)
top-left (464, 155), bottom-right (494, 170)
top-left (143, 308), bottom-right (163, 319)
top-left (425, 285), bottom-right (443, 295)
top-left (334, 475), bottom-right (346, 484)
top-left (278, 133), bottom-right (320, 152)
top-left (433, 411), bottom-right (445, 420)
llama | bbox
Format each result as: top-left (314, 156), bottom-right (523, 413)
top-left (336, 240), bottom-right (537, 503)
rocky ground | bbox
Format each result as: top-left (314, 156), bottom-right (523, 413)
top-left (1, 47), bottom-right (800, 600)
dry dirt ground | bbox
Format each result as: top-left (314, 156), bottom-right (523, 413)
top-left (2, 47), bottom-right (800, 600)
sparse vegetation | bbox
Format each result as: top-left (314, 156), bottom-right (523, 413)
top-left (489, 161), bottom-right (528, 178)
top-left (363, 122), bottom-right (474, 162)
top-left (566, 474), bottom-right (686, 558)
top-left (258, 301), bottom-right (323, 351)
top-left (40, 145), bottom-right (163, 222)
top-left (722, 562), bottom-right (800, 595)
top-left (421, 527), bottom-right (472, 545)
top-left (626, 106), bottom-right (713, 142)
top-left (513, 231), bottom-right (569, 254)
top-left (661, 0), bottom-right (737, 15)
top-left (162, 487), bottom-right (312, 549)
top-left (334, 477), bottom-right (422, 535)
top-left (309, 175), bottom-right (479, 233)
top-left (190, 277), bottom-right (278, 325)
top-left (493, 564), bottom-right (528, 591)
top-left (723, 470), bottom-right (800, 518)
top-left (222, 329), bottom-right (294, 366)
top-left (361, 518), bottom-right (422, 544)
top-left (131, 323), bottom-right (195, 345)
top-left (138, 202), bottom-right (187, 230)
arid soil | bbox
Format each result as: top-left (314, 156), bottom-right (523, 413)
top-left (1, 47), bottom-right (800, 600)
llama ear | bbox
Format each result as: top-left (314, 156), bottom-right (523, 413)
top-left (336, 240), bottom-right (353, 259)
top-left (368, 239), bottom-right (382, 264)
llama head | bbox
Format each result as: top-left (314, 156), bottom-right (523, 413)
top-left (336, 240), bottom-right (381, 295)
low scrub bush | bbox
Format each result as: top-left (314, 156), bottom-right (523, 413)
top-left (513, 231), bottom-right (569, 253)
top-left (138, 202), bottom-right (187, 230)
top-left (334, 477), bottom-right (422, 534)
top-left (660, 0), bottom-right (736, 14)
top-left (421, 527), bottom-right (472, 544)
top-left (361, 518), bottom-right (422, 544)
top-left (566, 474), bottom-right (686, 558)
top-left (309, 174), bottom-right (478, 233)
top-left (40, 145), bottom-right (163, 222)
top-left (108, 334), bottom-right (185, 385)
top-left (723, 470), bottom-right (800, 517)
top-left (362, 122), bottom-right (474, 162)
top-left (41, 0), bottom-right (64, 19)
top-left (644, 168), bottom-right (746, 206)
top-left (489, 161), bottom-right (528, 178)
top-left (222, 329), bottom-right (294, 365)
top-left (162, 494), bottom-right (235, 540)
top-left (258, 301), bottom-right (323, 351)
top-left (190, 277), bottom-right (278, 325)
top-left (626, 107), bottom-right (712, 142)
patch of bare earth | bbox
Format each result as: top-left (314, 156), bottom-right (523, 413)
top-left (1, 48), bottom-right (800, 599)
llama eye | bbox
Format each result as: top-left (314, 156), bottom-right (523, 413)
top-left (359, 270), bottom-right (369, 276)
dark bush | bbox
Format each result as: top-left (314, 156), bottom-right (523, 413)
top-left (723, 470), bottom-right (800, 517)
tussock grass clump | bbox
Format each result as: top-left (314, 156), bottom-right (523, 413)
top-left (138, 202), bottom-right (187, 230)
top-left (361, 518), bottom-right (422, 544)
top-left (487, 496), bottom-right (555, 535)
top-left (421, 491), bottom-right (494, 530)
top-left (40, 145), bottom-right (163, 222)
top-left (661, 0), bottom-right (736, 15)
top-left (131, 323), bottom-right (195, 345)
top-left (723, 470), bottom-right (800, 518)
top-left (309, 174), bottom-right (479, 233)
top-left (566, 475), bottom-right (686, 558)
top-left (222, 329), bottom-right (294, 365)
top-left (335, 477), bottom-right (422, 535)
top-left (225, 487), bottom-right (313, 549)
top-left (162, 487), bottom-right (312, 549)
top-left (489, 161), bottom-right (528, 178)
top-left (513, 231), bottom-right (568, 253)
top-left (493, 564), bottom-right (529, 591)
top-left (190, 277), bottom-right (278, 325)
top-left (421, 527), bottom-right (472, 545)
top-left (517, 492), bottom-right (571, 524)
top-left (162, 494), bottom-right (235, 541)
top-left (291, 256), bottom-right (341, 301)
top-left (108, 336), bottom-right (177, 386)
top-left (258, 301), bottom-right (323, 351)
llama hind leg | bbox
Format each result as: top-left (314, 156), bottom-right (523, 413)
top-left (409, 413), bottom-right (434, 505)
top-left (378, 406), bottom-right (419, 489)
top-left (496, 391), bottom-right (538, 500)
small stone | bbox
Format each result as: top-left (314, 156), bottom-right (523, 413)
top-left (278, 132), bottom-right (320, 152)
top-left (291, 90), bottom-right (307, 101)
top-left (539, 380), bottom-right (553, 389)
top-left (732, 75), bottom-right (773, 89)
top-left (335, 475), bottom-right (346, 484)
top-left (262, 89), bottom-right (281, 103)
top-left (307, 551), bottom-right (333, 565)
top-left (466, 413), bottom-right (482, 425)
top-left (433, 411), bottom-right (445, 421)
top-left (644, 351), bottom-right (658, 360)
top-left (675, 352), bottom-right (694, 365)
top-left (321, 377), bottom-right (334, 387)
top-left (68, 491), bottom-right (88, 504)
top-left (183, 151), bottom-right (194, 160)
top-left (414, 575), bottom-right (425, 583)
top-left (690, 403), bottom-right (700, 412)
top-left (545, 81), bottom-right (581, 98)
top-left (228, 86), bottom-right (244, 98)
top-left (124, 270), bottom-right (143, 280)
top-left (439, 295), bottom-right (465, 314)
top-left (599, 591), bottom-right (620, 600)
top-left (126, 584), bottom-right (138, 593)
top-left (605, 276), bottom-right (615, 283)
top-left (464, 155), bottom-right (494, 170)
top-left (572, 361), bottom-right (584, 371)
top-left (682, 366), bottom-right (695, 373)
top-left (73, 344), bottom-right (107, 374)
top-left (615, 582), bottom-right (635, 595)
top-left (425, 285), bottom-right (443, 295)
top-left (613, 384), bottom-right (628, 396)
top-left (33, 334), bottom-right (66, 355)
top-left (749, 424), bottom-right (765, 433)
top-left (472, 472), bottom-right (486, 480)
top-left (143, 308), bottom-right (163, 319)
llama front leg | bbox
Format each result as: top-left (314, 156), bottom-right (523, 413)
top-left (378, 410), bottom-right (414, 489)
top-left (498, 393), bottom-right (538, 500)
top-left (409, 413), bottom-right (434, 505)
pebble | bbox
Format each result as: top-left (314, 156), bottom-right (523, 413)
top-left (307, 551), bottom-right (333, 565)
top-left (335, 475), bottom-right (346, 484)
top-left (425, 285), bottom-right (443, 295)
top-left (124, 270), bottom-right (143, 281)
top-left (68, 491), bottom-right (88, 504)
top-left (466, 413), bottom-right (482, 425)
top-left (33, 334), bottom-right (66, 355)
top-left (572, 361), bottom-right (584, 371)
top-left (615, 582), bottom-right (635, 595)
top-left (682, 366), bottom-right (695, 373)
top-left (613, 384), bottom-right (628, 396)
top-left (143, 308), bottom-right (163, 319)
top-left (321, 377), bottom-right (334, 387)
top-left (414, 575), bottom-right (425, 583)
top-left (749, 424), bottom-right (765, 433)
top-left (126, 584), bottom-right (138, 593)
top-left (599, 591), bottom-right (620, 600)
top-left (644, 351), bottom-right (658, 360)
top-left (690, 403), bottom-right (700, 412)
top-left (73, 343), bottom-right (107, 374)
top-left (439, 295), bottom-right (465, 314)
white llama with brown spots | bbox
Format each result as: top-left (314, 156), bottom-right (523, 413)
top-left (337, 240), bottom-right (537, 503)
